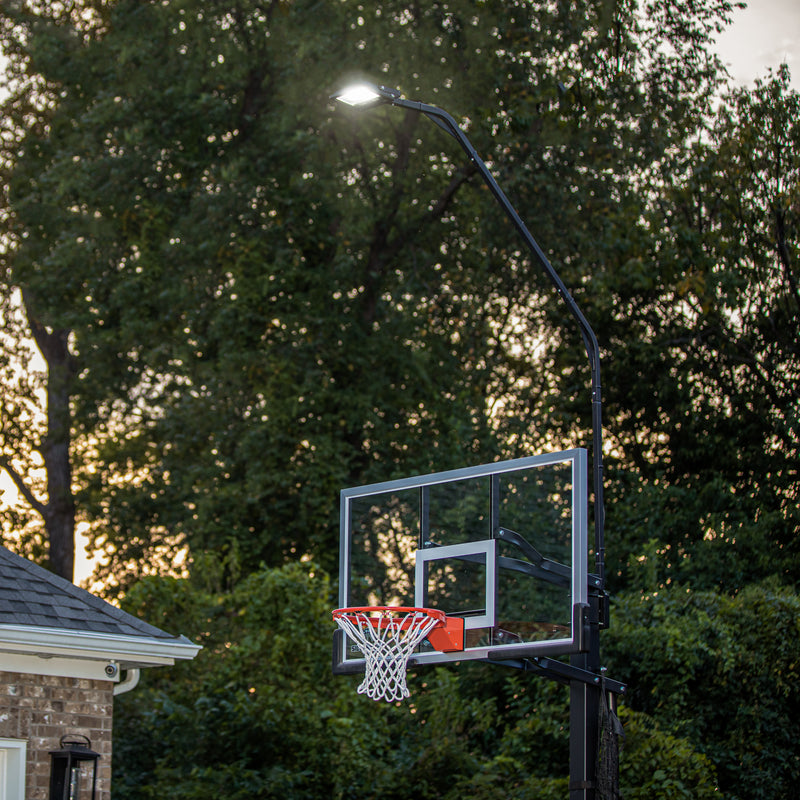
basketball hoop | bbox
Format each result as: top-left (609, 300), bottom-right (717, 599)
top-left (333, 606), bottom-right (463, 702)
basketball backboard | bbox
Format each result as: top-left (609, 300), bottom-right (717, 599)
top-left (334, 449), bottom-right (589, 673)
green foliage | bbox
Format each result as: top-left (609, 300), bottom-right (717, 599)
top-left (606, 583), bottom-right (800, 798)
top-left (3, 0), bottom-right (770, 594)
top-left (617, 708), bottom-right (719, 800)
top-left (116, 563), bottom-right (725, 799)
top-left (4, 0), bottom-right (527, 586)
top-left (115, 561), bottom-right (365, 799)
top-left (599, 67), bottom-right (800, 594)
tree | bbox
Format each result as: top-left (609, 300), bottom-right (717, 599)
top-left (1, 0), bottom-right (743, 591)
top-left (0, 1), bottom-right (107, 580)
top-left (0, 288), bottom-right (77, 579)
top-left (4, 0), bottom-right (519, 587)
top-left (599, 67), bottom-right (800, 593)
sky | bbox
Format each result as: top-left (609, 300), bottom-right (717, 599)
top-left (714, 0), bottom-right (800, 87)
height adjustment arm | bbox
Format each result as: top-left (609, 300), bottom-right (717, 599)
top-left (495, 527), bottom-right (572, 583)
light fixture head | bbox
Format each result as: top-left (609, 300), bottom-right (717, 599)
top-left (330, 82), bottom-right (402, 108)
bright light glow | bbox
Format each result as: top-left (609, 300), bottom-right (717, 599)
top-left (335, 84), bottom-right (382, 106)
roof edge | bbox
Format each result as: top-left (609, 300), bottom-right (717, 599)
top-left (0, 623), bottom-right (202, 667)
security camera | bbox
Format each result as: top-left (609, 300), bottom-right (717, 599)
top-left (104, 663), bottom-right (119, 678)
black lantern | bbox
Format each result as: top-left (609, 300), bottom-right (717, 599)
top-left (49, 735), bottom-right (100, 800)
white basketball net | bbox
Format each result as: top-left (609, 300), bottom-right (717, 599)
top-left (334, 608), bottom-right (442, 703)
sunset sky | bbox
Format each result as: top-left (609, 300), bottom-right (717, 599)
top-left (714, 0), bottom-right (800, 87)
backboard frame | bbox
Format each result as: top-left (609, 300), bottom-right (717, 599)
top-left (334, 448), bottom-right (589, 675)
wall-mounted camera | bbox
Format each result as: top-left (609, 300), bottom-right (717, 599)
top-left (104, 662), bottom-right (119, 678)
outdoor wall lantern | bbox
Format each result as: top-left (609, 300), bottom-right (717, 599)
top-left (49, 735), bottom-right (100, 800)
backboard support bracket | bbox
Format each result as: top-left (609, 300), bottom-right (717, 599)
top-left (485, 656), bottom-right (625, 696)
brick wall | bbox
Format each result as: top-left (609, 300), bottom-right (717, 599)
top-left (0, 670), bottom-right (113, 799)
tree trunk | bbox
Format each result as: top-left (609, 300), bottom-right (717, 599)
top-left (22, 290), bottom-right (77, 581)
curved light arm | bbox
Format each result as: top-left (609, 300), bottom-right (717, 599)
top-left (331, 82), bottom-right (605, 586)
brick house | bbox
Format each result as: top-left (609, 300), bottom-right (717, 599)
top-left (0, 546), bottom-right (200, 799)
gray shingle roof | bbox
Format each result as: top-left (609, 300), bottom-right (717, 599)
top-left (0, 546), bottom-right (177, 640)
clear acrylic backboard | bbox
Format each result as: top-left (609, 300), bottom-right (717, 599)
top-left (334, 449), bottom-right (589, 673)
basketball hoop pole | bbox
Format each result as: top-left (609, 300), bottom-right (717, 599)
top-left (331, 82), bottom-right (608, 800)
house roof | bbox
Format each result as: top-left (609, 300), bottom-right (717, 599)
top-left (0, 546), bottom-right (200, 676)
top-left (0, 546), bottom-right (170, 638)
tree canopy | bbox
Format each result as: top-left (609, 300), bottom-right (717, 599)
top-left (4, 0), bottom-right (771, 586)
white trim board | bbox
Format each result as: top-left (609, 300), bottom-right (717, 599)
top-left (0, 624), bottom-right (200, 670)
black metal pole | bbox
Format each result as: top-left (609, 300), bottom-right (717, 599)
top-left (387, 96), bottom-right (605, 589)
top-left (570, 597), bottom-right (602, 799)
